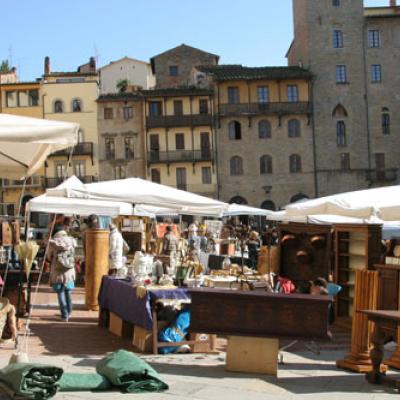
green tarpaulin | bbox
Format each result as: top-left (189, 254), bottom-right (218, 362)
top-left (96, 350), bottom-right (169, 393)
top-left (0, 363), bottom-right (63, 400)
top-left (59, 373), bottom-right (112, 392)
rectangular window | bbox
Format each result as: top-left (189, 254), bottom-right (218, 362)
top-left (176, 167), bottom-right (187, 191)
top-left (124, 136), bottom-right (134, 160)
top-left (333, 30), bottom-right (343, 48)
top-left (113, 165), bottom-right (125, 180)
top-left (149, 101), bottom-right (162, 116)
top-left (368, 30), bottom-right (380, 48)
top-left (336, 65), bottom-right (347, 83)
top-left (169, 65), bottom-right (178, 76)
top-left (340, 153), bottom-right (350, 170)
top-left (105, 137), bottom-right (115, 160)
top-left (5, 91), bottom-right (16, 107)
top-left (123, 106), bottom-right (133, 120)
top-left (382, 112), bottom-right (390, 135)
top-left (175, 133), bottom-right (185, 150)
top-left (287, 85), bottom-right (299, 102)
top-left (202, 167), bottom-right (212, 184)
top-left (104, 107), bottom-right (113, 119)
top-left (371, 64), bottom-right (382, 83)
top-left (257, 86), bottom-right (269, 103)
top-left (227, 87), bottom-right (239, 104)
top-left (17, 91), bottom-right (28, 107)
top-left (199, 99), bottom-right (208, 114)
top-left (151, 169), bottom-right (161, 184)
top-left (337, 121), bottom-right (346, 147)
top-left (28, 90), bottom-right (39, 106)
top-left (332, 0), bottom-right (340, 6)
top-left (173, 100), bottom-right (183, 115)
top-left (74, 161), bottom-right (85, 177)
top-left (55, 163), bottom-right (67, 178)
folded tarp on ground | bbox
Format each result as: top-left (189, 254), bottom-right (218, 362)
top-left (59, 373), bottom-right (112, 392)
top-left (96, 349), bottom-right (169, 393)
top-left (0, 363), bottom-right (63, 399)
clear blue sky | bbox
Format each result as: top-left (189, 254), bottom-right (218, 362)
top-left (1, 0), bottom-right (390, 81)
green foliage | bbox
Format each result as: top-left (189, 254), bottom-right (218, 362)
top-left (116, 79), bottom-right (129, 93)
top-left (0, 60), bottom-right (11, 73)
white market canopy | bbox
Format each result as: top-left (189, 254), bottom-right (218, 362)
top-left (223, 203), bottom-right (272, 217)
top-left (268, 185), bottom-right (400, 224)
top-left (0, 114), bottom-right (79, 179)
top-left (39, 176), bottom-right (229, 217)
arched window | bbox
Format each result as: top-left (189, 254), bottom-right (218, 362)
top-left (54, 100), bottom-right (63, 113)
top-left (72, 98), bottom-right (82, 112)
top-left (228, 120), bottom-right (242, 140)
top-left (260, 200), bottom-right (276, 211)
top-left (258, 120), bottom-right (271, 139)
top-left (332, 103), bottom-right (348, 118)
top-left (290, 193), bottom-right (309, 203)
top-left (230, 156), bottom-right (243, 176)
top-left (288, 119), bottom-right (300, 138)
top-left (260, 155), bottom-right (273, 174)
top-left (382, 108), bottom-right (390, 135)
top-left (229, 196), bottom-right (248, 205)
top-left (337, 121), bottom-right (346, 146)
top-left (289, 154), bottom-right (302, 173)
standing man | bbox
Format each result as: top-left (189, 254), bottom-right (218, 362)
top-left (162, 225), bottom-right (179, 276)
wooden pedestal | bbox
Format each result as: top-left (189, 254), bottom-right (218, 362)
top-left (337, 270), bottom-right (387, 373)
top-left (226, 336), bottom-right (278, 375)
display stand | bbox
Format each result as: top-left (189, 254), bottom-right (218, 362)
top-left (336, 270), bottom-right (386, 373)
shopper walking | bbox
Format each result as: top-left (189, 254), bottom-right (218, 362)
top-left (47, 224), bottom-right (77, 322)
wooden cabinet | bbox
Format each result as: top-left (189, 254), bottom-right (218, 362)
top-left (278, 223), bottom-right (333, 289)
top-left (335, 224), bottom-right (381, 317)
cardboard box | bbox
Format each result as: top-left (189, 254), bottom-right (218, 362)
top-left (109, 312), bottom-right (133, 338)
top-left (226, 336), bottom-right (278, 375)
top-left (189, 333), bottom-right (216, 353)
top-left (132, 321), bottom-right (169, 353)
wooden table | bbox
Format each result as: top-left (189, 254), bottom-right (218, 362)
top-left (361, 310), bottom-right (400, 389)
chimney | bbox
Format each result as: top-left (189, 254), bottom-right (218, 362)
top-left (89, 57), bottom-right (96, 73)
top-left (390, 0), bottom-right (396, 7)
top-left (44, 56), bottom-right (50, 75)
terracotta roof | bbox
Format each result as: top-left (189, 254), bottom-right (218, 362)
top-left (0, 81), bottom-right (39, 86)
top-left (97, 92), bottom-right (143, 102)
top-left (150, 44), bottom-right (219, 61)
top-left (197, 65), bottom-right (313, 81)
top-left (43, 72), bottom-right (98, 77)
top-left (142, 87), bottom-right (213, 97)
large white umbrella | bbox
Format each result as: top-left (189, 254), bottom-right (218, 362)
top-left (223, 203), bottom-right (272, 217)
top-left (0, 114), bottom-right (78, 179)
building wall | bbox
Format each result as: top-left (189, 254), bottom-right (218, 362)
top-left (0, 83), bottom-right (42, 118)
top-left (289, 0), bottom-right (400, 197)
top-left (97, 97), bottom-right (146, 180)
top-left (99, 58), bottom-right (155, 93)
top-left (42, 77), bottom-right (99, 180)
top-left (216, 113), bottom-right (315, 209)
top-left (152, 45), bottom-right (218, 89)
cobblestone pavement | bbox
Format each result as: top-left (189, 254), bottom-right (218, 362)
top-left (0, 286), bottom-right (399, 399)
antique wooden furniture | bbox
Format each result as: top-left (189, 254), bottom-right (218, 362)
top-left (335, 224), bottom-right (381, 318)
top-left (278, 223), bottom-right (333, 289)
top-left (188, 288), bottom-right (333, 339)
top-left (361, 310), bottom-right (400, 389)
top-left (375, 263), bottom-right (400, 369)
top-left (336, 270), bottom-right (386, 373)
top-left (85, 229), bottom-right (109, 311)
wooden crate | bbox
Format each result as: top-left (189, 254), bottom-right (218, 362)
top-left (189, 333), bottom-right (216, 353)
top-left (226, 336), bottom-right (278, 375)
top-left (109, 312), bottom-right (133, 338)
top-left (133, 321), bottom-right (169, 353)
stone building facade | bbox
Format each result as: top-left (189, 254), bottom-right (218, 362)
top-left (97, 92), bottom-right (146, 181)
top-left (150, 44), bottom-right (219, 89)
top-left (288, 0), bottom-right (400, 197)
top-left (198, 65), bottom-right (315, 209)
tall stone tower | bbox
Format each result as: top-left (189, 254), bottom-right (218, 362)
top-left (289, 0), bottom-right (370, 196)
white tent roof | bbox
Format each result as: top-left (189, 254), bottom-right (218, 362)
top-left (47, 176), bottom-right (228, 216)
top-left (0, 114), bottom-right (78, 179)
top-left (223, 203), bottom-right (272, 217)
top-left (268, 185), bottom-right (400, 223)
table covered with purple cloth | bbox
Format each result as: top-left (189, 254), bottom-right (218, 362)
top-left (98, 276), bottom-right (190, 330)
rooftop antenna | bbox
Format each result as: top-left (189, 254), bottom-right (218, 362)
top-left (94, 44), bottom-right (100, 68)
top-left (8, 45), bottom-right (13, 67)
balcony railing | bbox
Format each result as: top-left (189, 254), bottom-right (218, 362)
top-left (147, 149), bottom-right (214, 164)
top-left (146, 114), bottom-right (213, 128)
top-left (2, 175), bottom-right (43, 188)
top-left (219, 102), bottom-right (312, 117)
top-left (366, 169), bottom-right (398, 183)
top-left (50, 142), bottom-right (94, 157)
top-left (45, 175), bottom-right (98, 188)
